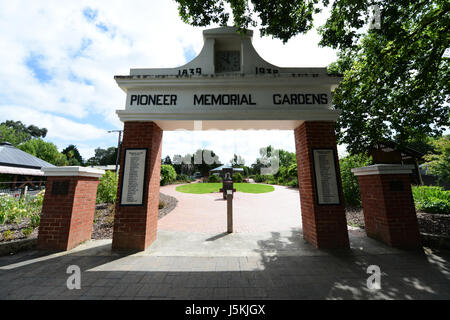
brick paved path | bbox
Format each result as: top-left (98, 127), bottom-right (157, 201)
top-left (158, 184), bottom-right (301, 233)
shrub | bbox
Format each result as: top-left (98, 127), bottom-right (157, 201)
top-left (412, 186), bottom-right (450, 214)
top-left (176, 174), bottom-right (189, 182)
top-left (232, 172), bottom-right (243, 182)
top-left (160, 164), bottom-right (177, 186)
top-left (96, 171), bottom-right (118, 204)
top-left (158, 200), bottom-right (165, 209)
top-left (287, 177), bottom-right (299, 188)
top-left (208, 174), bottom-right (221, 182)
top-left (339, 153), bottom-right (373, 207)
top-left (254, 174), bottom-right (266, 183)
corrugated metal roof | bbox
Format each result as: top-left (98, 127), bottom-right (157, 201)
top-left (0, 142), bottom-right (55, 169)
top-left (210, 164), bottom-right (244, 172)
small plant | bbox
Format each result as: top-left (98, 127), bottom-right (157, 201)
top-left (22, 226), bottom-right (34, 238)
top-left (96, 171), bottom-right (118, 204)
top-left (30, 213), bottom-right (41, 228)
top-left (158, 200), bottom-right (165, 209)
top-left (2, 229), bottom-right (14, 241)
top-left (412, 186), bottom-right (450, 214)
top-left (208, 174), bottom-right (221, 183)
top-left (232, 172), bottom-right (243, 183)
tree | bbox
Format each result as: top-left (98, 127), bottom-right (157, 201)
top-left (174, 0), bottom-right (319, 43)
top-left (18, 138), bottom-right (67, 166)
top-left (163, 155), bottom-right (173, 165)
top-left (230, 154), bottom-right (245, 167)
top-left (62, 145), bottom-right (83, 166)
top-left (0, 120), bottom-right (47, 146)
top-left (423, 135), bottom-right (450, 186)
top-left (176, 0), bottom-right (450, 153)
top-left (86, 147), bottom-right (117, 166)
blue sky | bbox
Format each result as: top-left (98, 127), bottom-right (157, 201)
top-left (0, 1), bottom-right (342, 164)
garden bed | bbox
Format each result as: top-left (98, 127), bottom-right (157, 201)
top-left (0, 192), bottom-right (178, 245)
top-left (346, 207), bottom-right (450, 237)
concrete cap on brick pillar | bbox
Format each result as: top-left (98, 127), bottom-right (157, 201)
top-left (351, 164), bottom-right (415, 176)
top-left (42, 166), bottom-right (105, 178)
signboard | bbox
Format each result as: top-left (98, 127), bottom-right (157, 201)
top-left (120, 148), bottom-right (147, 206)
top-left (125, 89), bottom-right (332, 109)
top-left (312, 149), bottom-right (341, 205)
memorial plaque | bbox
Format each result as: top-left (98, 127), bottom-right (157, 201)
top-left (120, 148), bottom-right (147, 206)
top-left (312, 149), bottom-right (340, 205)
top-left (52, 181), bottom-right (69, 195)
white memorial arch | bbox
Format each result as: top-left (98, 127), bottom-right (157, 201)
top-left (111, 26), bottom-right (350, 251)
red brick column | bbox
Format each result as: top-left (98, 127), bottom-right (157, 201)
top-left (352, 165), bottom-right (421, 248)
top-left (37, 167), bottom-right (104, 251)
top-left (112, 121), bottom-right (163, 251)
top-left (294, 121), bottom-right (349, 249)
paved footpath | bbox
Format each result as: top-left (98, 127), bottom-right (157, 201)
top-left (158, 184), bottom-right (302, 233)
top-left (0, 229), bottom-right (449, 300)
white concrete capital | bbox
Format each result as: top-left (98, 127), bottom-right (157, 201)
top-left (42, 166), bottom-right (105, 178)
top-left (351, 164), bottom-right (415, 176)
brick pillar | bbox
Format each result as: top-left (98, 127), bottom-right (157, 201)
top-left (294, 121), bottom-right (349, 249)
top-left (37, 167), bottom-right (104, 251)
top-left (112, 121), bottom-right (163, 251)
top-left (352, 165), bottom-right (421, 248)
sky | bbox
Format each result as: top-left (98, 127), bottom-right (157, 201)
top-left (0, 0), bottom-right (344, 166)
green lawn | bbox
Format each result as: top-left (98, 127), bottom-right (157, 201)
top-left (175, 183), bottom-right (274, 194)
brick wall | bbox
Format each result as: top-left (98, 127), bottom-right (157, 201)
top-left (294, 121), bottom-right (349, 249)
top-left (112, 121), bottom-right (163, 251)
top-left (357, 174), bottom-right (421, 248)
top-left (37, 176), bottom-right (99, 251)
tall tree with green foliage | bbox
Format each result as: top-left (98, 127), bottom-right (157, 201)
top-left (0, 120), bottom-right (48, 146)
top-left (18, 138), bottom-right (67, 166)
top-left (86, 147), bottom-right (117, 166)
top-left (423, 135), bottom-right (450, 186)
top-left (175, 0), bottom-right (450, 153)
top-left (62, 145), bottom-right (84, 166)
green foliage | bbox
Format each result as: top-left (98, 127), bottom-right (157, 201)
top-left (0, 120), bottom-right (47, 146)
top-left (232, 172), bottom-right (243, 182)
top-left (160, 164), bottom-right (177, 186)
top-left (62, 145), bottom-right (84, 166)
top-left (86, 147), bottom-right (118, 166)
top-left (339, 153), bottom-right (373, 207)
top-left (207, 174), bottom-right (221, 183)
top-left (423, 135), bottom-right (450, 186)
top-left (0, 190), bottom-right (44, 225)
top-left (22, 226), bottom-right (34, 238)
top-left (96, 171), bottom-right (118, 204)
top-left (18, 138), bottom-right (67, 166)
top-left (326, 1), bottom-right (450, 153)
top-left (174, 0), bottom-right (319, 43)
top-left (412, 186), bottom-right (450, 214)
top-left (175, 1), bottom-right (450, 151)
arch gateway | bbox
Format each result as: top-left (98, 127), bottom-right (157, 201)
top-left (36, 27), bottom-right (421, 252)
top-left (112, 26), bottom-right (349, 251)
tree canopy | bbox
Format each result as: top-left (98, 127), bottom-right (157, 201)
top-left (62, 145), bottom-right (84, 166)
top-left (175, 0), bottom-right (450, 153)
top-left (0, 120), bottom-right (48, 146)
top-left (85, 147), bottom-right (118, 166)
top-left (18, 138), bottom-right (67, 166)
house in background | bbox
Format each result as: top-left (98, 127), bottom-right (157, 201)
top-left (0, 142), bottom-right (54, 191)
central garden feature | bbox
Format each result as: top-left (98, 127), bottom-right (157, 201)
top-left (175, 183), bottom-right (274, 194)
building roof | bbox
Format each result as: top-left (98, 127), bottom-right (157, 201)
top-left (0, 142), bottom-right (55, 174)
top-left (210, 164), bottom-right (244, 172)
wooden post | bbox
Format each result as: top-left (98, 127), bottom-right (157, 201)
top-left (227, 190), bottom-right (233, 233)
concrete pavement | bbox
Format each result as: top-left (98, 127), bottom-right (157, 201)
top-left (0, 229), bottom-right (449, 300)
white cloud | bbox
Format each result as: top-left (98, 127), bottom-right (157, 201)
top-left (0, 1), bottom-right (343, 162)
